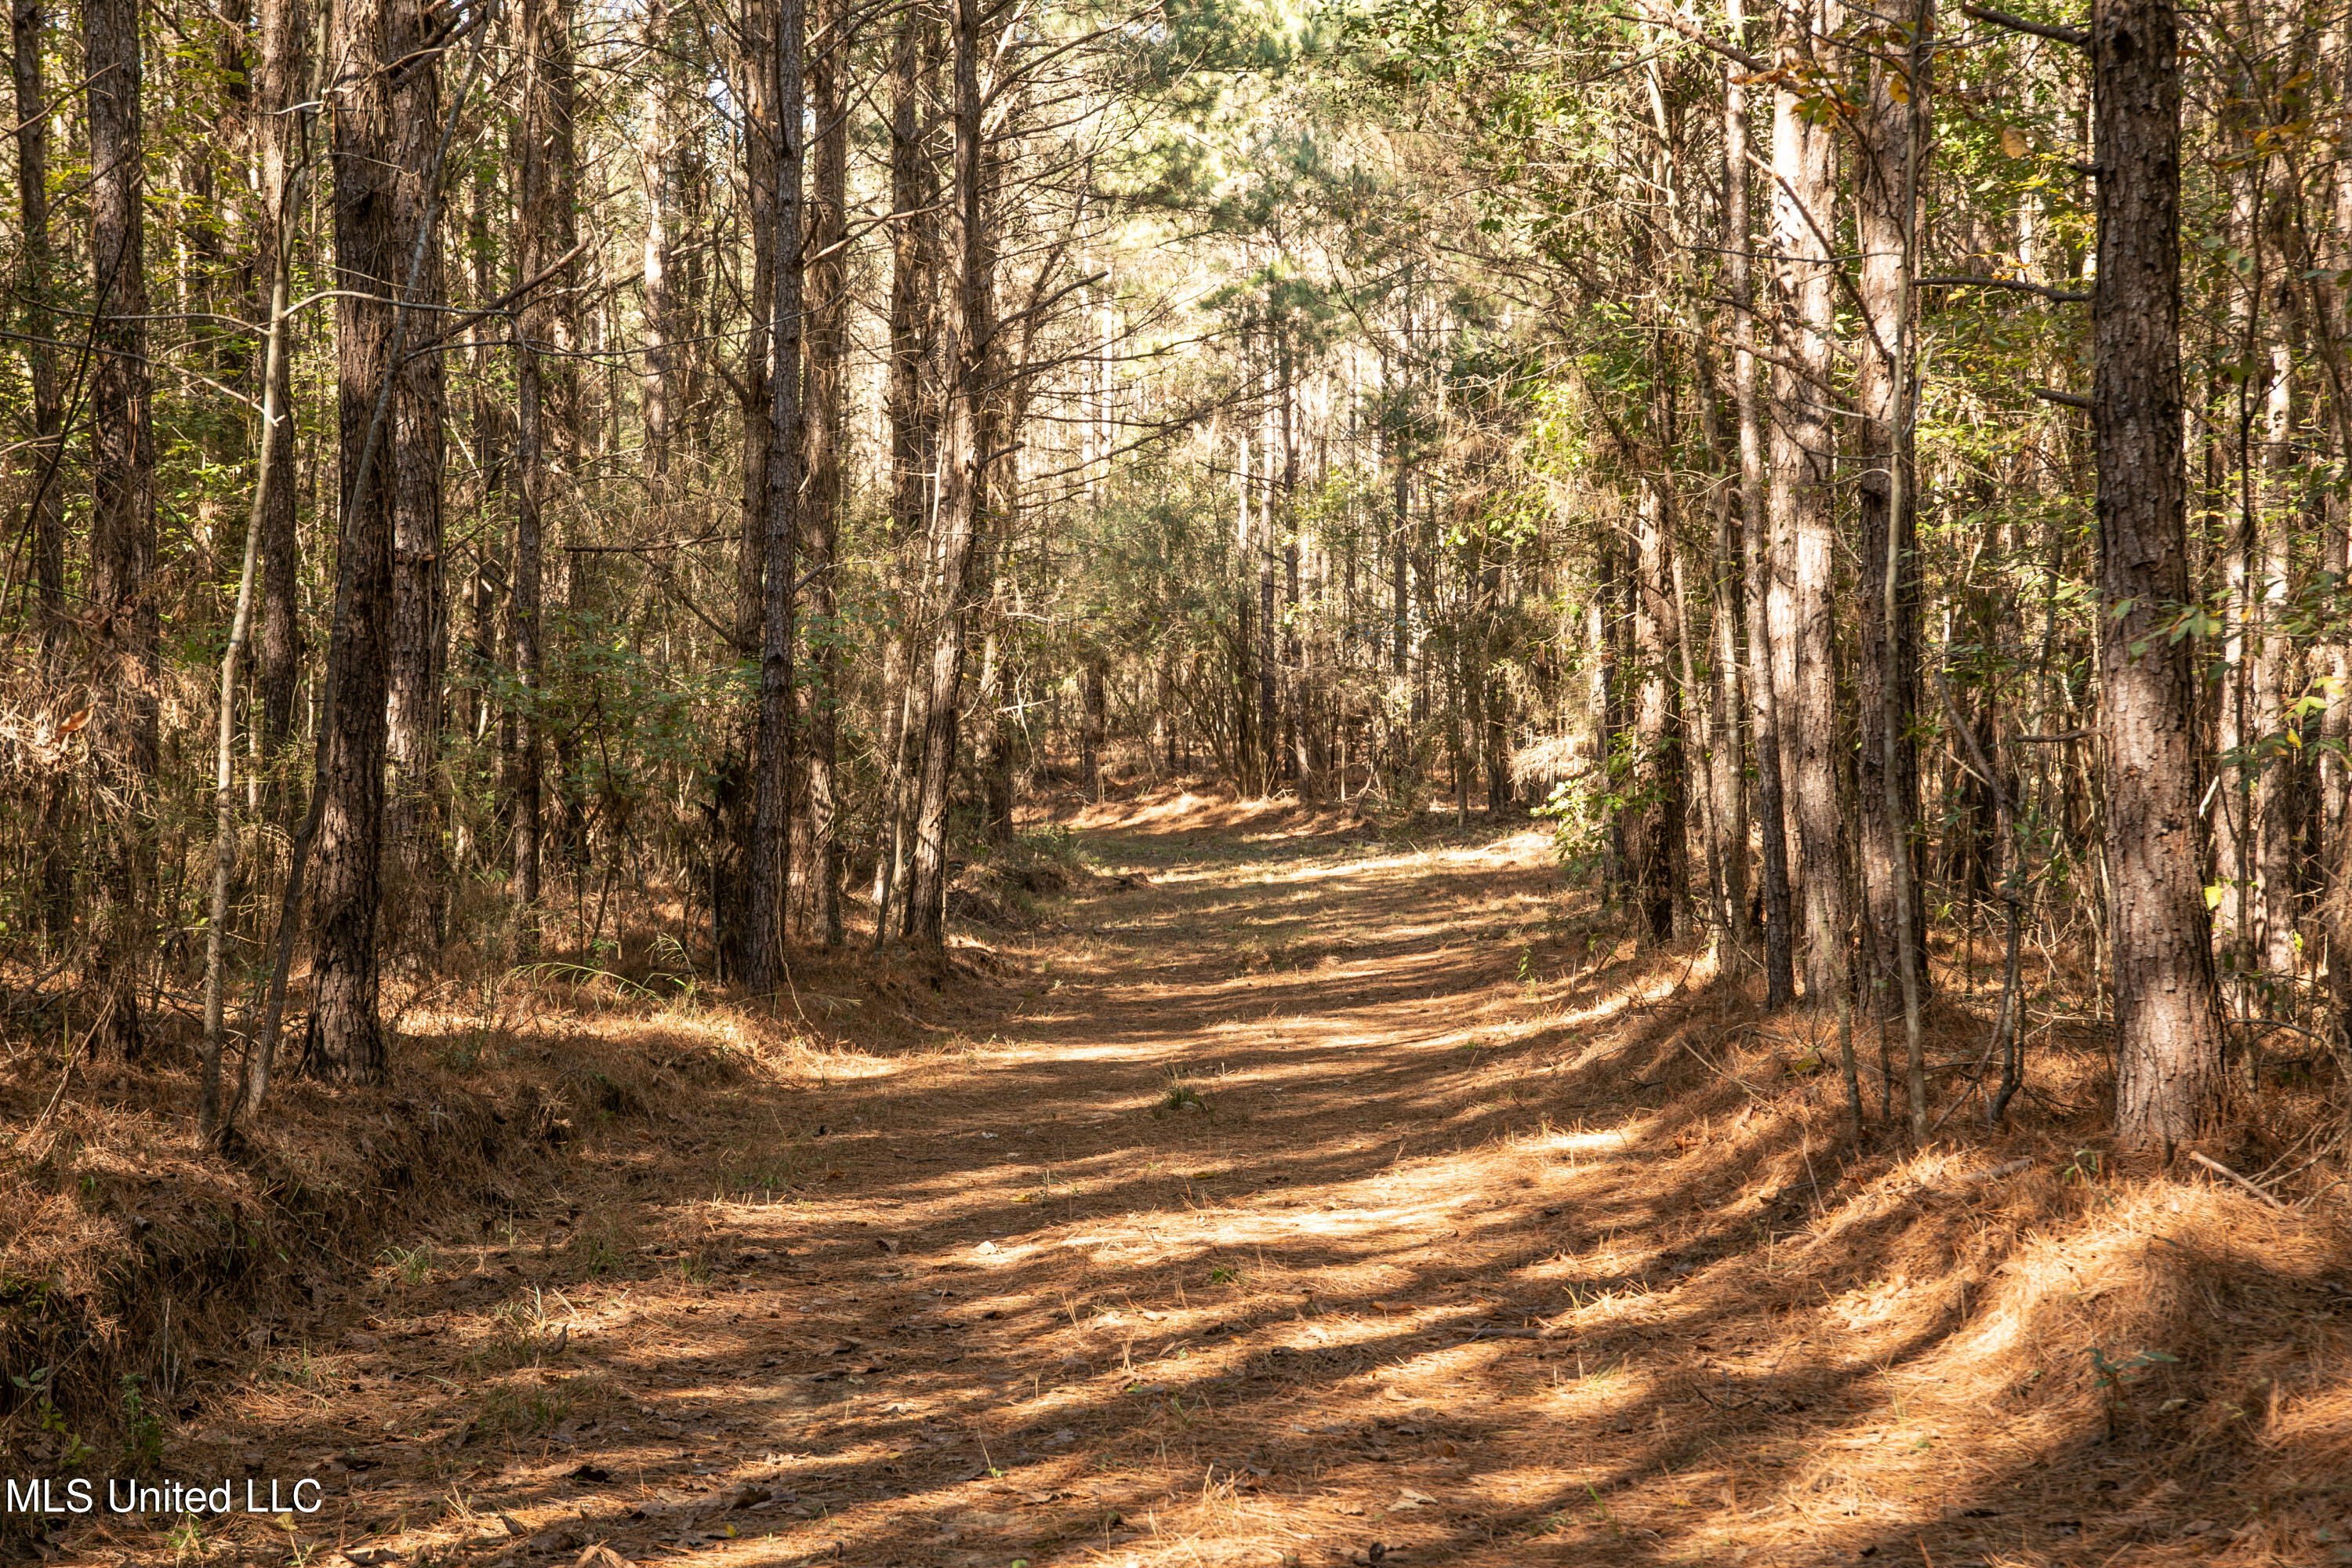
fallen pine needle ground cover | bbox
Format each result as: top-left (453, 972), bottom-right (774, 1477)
top-left (5, 782), bottom-right (2350, 1567)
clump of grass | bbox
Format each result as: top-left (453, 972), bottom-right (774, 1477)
top-left (165, 1515), bottom-right (209, 1564)
top-left (720, 1127), bottom-right (818, 1199)
top-left (482, 1289), bottom-right (568, 1367)
top-left (380, 1243), bottom-right (434, 1285)
top-left (1154, 1065), bottom-right (1215, 1119)
top-left (567, 1227), bottom-right (624, 1279)
top-left (475, 1374), bottom-right (612, 1436)
top-left (118, 1373), bottom-right (165, 1468)
top-left (264, 1348), bottom-right (332, 1396)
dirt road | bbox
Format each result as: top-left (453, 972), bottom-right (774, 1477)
top-left (83, 798), bottom-right (2348, 1567)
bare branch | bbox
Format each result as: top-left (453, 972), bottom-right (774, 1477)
top-left (1918, 274), bottom-right (2091, 303)
top-left (1959, 3), bottom-right (2089, 47)
top-left (1624, 0), bottom-right (1766, 71)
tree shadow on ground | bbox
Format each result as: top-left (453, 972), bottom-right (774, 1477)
top-left (64, 815), bottom-right (2352, 1568)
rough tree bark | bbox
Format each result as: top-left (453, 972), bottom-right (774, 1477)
top-left (1854, 11), bottom-right (1930, 1013)
top-left (640, 0), bottom-right (673, 489)
top-left (12, 0), bottom-right (63, 659)
top-left (798, 0), bottom-right (848, 944)
top-left (1281, 336), bottom-right (1311, 800)
top-left (2212, 167), bottom-right (2259, 1004)
top-left (745, 0), bottom-right (805, 987)
top-left (1629, 476), bottom-right (1685, 942)
top-left (15, 0), bottom-right (71, 942)
top-left (254, 0), bottom-right (305, 770)
top-left (1770, 0), bottom-right (1850, 1003)
top-left (2095, 0), bottom-right (2230, 1149)
top-left (1259, 381), bottom-right (1279, 795)
top-left (383, 0), bottom-right (448, 943)
top-left (906, 0), bottom-right (992, 946)
top-left (2322, 24), bottom-right (2352, 1044)
top-left (85, 0), bottom-right (156, 1060)
top-left (980, 583), bottom-right (1014, 842)
top-left (1657, 49), bottom-right (1751, 952)
top-left (1729, 0), bottom-right (1795, 1004)
top-left (1236, 424), bottom-right (1258, 793)
top-left (312, 0), bottom-right (414, 1081)
top-left (510, 0), bottom-right (573, 955)
top-left (713, 0), bottom-right (773, 975)
top-left (1700, 362), bottom-right (1751, 955)
top-left (2254, 337), bottom-right (2299, 985)
top-left (871, 0), bottom-right (933, 939)
top-left (1082, 652), bottom-right (1108, 800)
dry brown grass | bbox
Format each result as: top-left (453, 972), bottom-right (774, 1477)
top-left (5, 786), bottom-right (2350, 1568)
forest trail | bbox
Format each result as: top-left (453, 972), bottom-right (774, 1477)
top-left (99, 795), bottom-right (2346, 1568)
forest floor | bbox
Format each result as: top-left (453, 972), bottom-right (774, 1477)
top-left (32, 785), bottom-right (2352, 1568)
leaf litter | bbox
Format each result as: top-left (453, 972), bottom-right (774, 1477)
top-left (34, 782), bottom-right (2352, 1566)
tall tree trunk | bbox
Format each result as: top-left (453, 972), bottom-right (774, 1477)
top-left (1235, 424), bottom-right (1256, 793)
top-left (85, 0), bottom-right (155, 1061)
top-left (797, 0), bottom-right (848, 945)
top-left (510, 0), bottom-right (572, 954)
top-left (1391, 420), bottom-right (1410, 669)
top-left (458, 159), bottom-right (502, 808)
top-left (313, 0), bottom-right (408, 1081)
top-left (2096, 0), bottom-right (2229, 1149)
top-left (1281, 338), bottom-right (1309, 800)
top-left (204, 81), bottom-right (306, 1143)
top-left (1159, 643), bottom-right (1178, 777)
top-left (1483, 558), bottom-right (1507, 813)
top-left (640, 0), bottom-right (673, 490)
top-left (2213, 169), bottom-right (2261, 1006)
top-left (745, 0), bottom-right (805, 987)
top-left (1259, 386), bottom-right (1279, 794)
top-left (1704, 391), bottom-right (1751, 956)
top-left (2254, 337), bottom-right (2299, 986)
top-left (906, 0), bottom-right (990, 946)
top-left (1628, 476), bottom-right (1684, 942)
top-left (1388, 364), bottom-right (1410, 793)
top-left (383, 0), bottom-right (447, 949)
top-left (980, 585), bottom-right (1014, 842)
top-left (1854, 13), bottom-right (1929, 1014)
top-left (713, 0), bottom-right (772, 975)
top-left (1082, 651), bottom-right (1107, 800)
top-left (2321, 56), bottom-right (2352, 1041)
top-left (872, 0), bottom-right (932, 938)
top-left (1666, 66), bottom-right (1751, 954)
top-left (1449, 540), bottom-right (1468, 827)
top-left (1594, 528), bottom-right (1625, 893)
top-left (1670, 546), bottom-right (1711, 931)
top-left (16, 0), bottom-right (71, 942)
top-left (12, 0), bottom-right (63, 661)
top-left (1771, 0), bottom-right (1850, 1003)
top-left (1730, 0), bottom-right (1795, 1004)
top-left (254, 0), bottom-right (305, 771)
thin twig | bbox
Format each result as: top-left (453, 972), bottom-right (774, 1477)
top-left (2187, 1151), bottom-right (2289, 1211)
